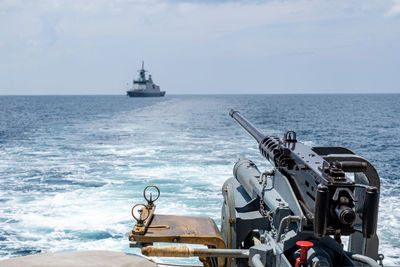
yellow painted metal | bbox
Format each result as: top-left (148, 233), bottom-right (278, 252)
top-left (132, 205), bottom-right (156, 235)
top-left (130, 214), bottom-right (226, 267)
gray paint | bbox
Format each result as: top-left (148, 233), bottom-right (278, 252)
top-left (126, 62), bottom-right (166, 97)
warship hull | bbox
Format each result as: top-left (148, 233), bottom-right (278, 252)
top-left (126, 62), bottom-right (166, 97)
top-left (0, 251), bottom-right (157, 267)
top-left (127, 91), bottom-right (166, 97)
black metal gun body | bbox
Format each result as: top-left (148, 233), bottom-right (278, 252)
top-left (229, 110), bottom-right (379, 239)
top-left (129, 110), bottom-right (383, 267)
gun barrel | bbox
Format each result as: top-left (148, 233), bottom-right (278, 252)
top-left (229, 110), bottom-right (265, 143)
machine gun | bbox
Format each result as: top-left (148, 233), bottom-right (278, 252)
top-left (129, 110), bottom-right (383, 267)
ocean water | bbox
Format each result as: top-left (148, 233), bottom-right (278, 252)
top-left (0, 94), bottom-right (399, 265)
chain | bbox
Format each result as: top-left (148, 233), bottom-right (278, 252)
top-left (259, 174), bottom-right (268, 216)
top-left (260, 171), bottom-right (277, 237)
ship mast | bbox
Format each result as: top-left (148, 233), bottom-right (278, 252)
top-left (138, 61), bottom-right (147, 81)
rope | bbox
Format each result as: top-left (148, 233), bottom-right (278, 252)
top-left (154, 262), bottom-right (203, 267)
top-left (124, 252), bottom-right (202, 267)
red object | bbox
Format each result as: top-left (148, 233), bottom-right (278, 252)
top-left (295, 241), bottom-right (313, 267)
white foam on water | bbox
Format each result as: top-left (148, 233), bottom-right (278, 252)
top-left (1, 95), bottom-right (400, 265)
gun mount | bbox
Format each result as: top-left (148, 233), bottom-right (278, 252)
top-left (129, 110), bottom-right (383, 267)
top-left (229, 110), bottom-right (379, 239)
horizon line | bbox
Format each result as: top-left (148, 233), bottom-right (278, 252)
top-left (0, 92), bottom-right (399, 96)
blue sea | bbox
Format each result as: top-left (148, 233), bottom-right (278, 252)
top-left (0, 95), bottom-right (399, 265)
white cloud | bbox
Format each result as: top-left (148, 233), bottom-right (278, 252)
top-left (27, 39), bottom-right (40, 46)
top-left (386, 0), bottom-right (400, 17)
top-left (0, 0), bottom-right (399, 94)
top-left (0, 0), bottom-right (381, 41)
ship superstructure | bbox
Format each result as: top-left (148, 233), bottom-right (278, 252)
top-left (126, 62), bottom-right (166, 97)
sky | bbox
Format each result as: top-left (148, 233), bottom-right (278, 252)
top-left (0, 0), bottom-right (399, 95)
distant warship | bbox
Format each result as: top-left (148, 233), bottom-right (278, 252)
top-left (126, 62), bottom-right (165, 97)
